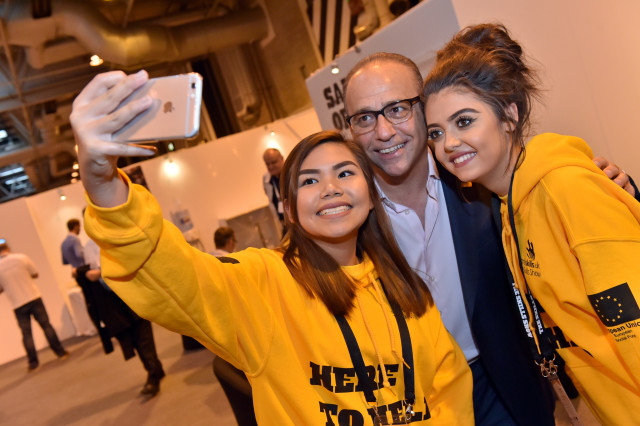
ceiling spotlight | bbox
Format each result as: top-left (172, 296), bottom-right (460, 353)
top-left (58, 189), bottom-right (66, 201)
top-left (90, 55), bottom-right (103, 66)
top-left (168, 142), bottom-right (175, 152)
top-left (71, 171), bottom-right (79, 178)
top-left (330, 62), bottom-right (339, 74)
top-left (72, 162), bottom-right (79, 170)
top-left (163, 157), bottom-right (179, 177)
top-left (70, 178), bottom-right (78, 184)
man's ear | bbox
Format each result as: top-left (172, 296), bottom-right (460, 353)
top-left (284, 199), bottom-right (294, 223)
top-left (504, 103), bottom-right (519, 132)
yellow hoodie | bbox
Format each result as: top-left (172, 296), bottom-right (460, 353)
top-left (501, 133), bottom-right (640, 425)
top-left (84, 175), bottom-right (473, 425)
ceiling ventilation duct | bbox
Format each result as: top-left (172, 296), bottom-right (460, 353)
top-left (4, 0), bottom-right (269, 69)
top-left (0, 0), bottom-right (270, 199)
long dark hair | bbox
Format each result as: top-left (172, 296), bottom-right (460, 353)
top-left (279, 130), bottom-right (432, 317)
top-left (423, 23), bottom-right (542, 160)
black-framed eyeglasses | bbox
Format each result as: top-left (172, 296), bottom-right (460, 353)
top-left (346, 96), bottom-right (421, 135)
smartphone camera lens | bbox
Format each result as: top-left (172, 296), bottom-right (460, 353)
top-left (191, 82), bottom-right (196, 89)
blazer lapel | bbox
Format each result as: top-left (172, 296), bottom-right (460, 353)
top-left (437, 162), bottom-right (494, 320)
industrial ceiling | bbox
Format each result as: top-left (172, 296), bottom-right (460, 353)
top-left (0, 0), bottom-right (408, 204)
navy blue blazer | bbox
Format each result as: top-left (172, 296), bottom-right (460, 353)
top-left (437, 162), bottom-right (555, 426)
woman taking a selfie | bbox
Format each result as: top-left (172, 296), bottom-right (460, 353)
top-left (70, 70), bottom-right (472, 425)
top-left (422, 23), bottom-right (640, 424)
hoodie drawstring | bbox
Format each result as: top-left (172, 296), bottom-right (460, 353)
top-left (353, 272), bottom-right (408, 397)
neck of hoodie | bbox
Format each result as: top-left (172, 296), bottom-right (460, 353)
top-left (340, 257), bottom-right (409, 400)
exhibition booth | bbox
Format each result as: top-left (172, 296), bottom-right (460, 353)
top-left (2, 0), bottom-right (639, 370)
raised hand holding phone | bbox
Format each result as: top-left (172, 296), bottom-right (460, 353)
top-left (70, 70), bottom-right (158, 208)
top-left (112, 73), bottom-right (202, 142)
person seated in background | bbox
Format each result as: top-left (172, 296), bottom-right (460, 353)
top-left (209, 227), bottom-right (236, 257)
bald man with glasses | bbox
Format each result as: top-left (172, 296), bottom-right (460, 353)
top-left (343, 52), bottom-right (640, 426)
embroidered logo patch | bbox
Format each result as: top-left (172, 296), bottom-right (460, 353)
top-left (588, 283), bottom-right (640, 326)
top-left (526, 240), bottom-right (535, 260)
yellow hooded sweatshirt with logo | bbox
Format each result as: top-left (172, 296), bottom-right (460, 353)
top-left (83, 174), bottom-right (473, 426)
top-left (500, 133), bottom-right (640, 425)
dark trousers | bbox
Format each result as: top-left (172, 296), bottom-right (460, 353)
top-left (471, 359), bottom-right (518, 426)
top-left (126, 319), bottom-right (164, 380)
top-left (14, 298), bottom-right (66, 366)
top-left (213, 356), bottom-right (257, 426)
top-left (76, 275), bottom-right (114, 353)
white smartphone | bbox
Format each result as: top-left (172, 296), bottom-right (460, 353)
top-left (112, 73), bottom-right (203, 142)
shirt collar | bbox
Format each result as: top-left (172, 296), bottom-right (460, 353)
top-left (375, 149), bottom-right (441, 212)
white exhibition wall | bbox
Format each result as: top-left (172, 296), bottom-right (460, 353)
top-left (450, 0), bottom-right (640, 179)
top-left (308, 0), bottom-right (640, 178)
top-left (2, 0), bottom-right (640, 365)
top-left (0, 108), bottom-right (321, 365)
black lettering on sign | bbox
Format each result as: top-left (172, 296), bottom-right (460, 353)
top-left (355, 365), bottom-right (379, 392)
top-left (548, 326), bottom-right (578, 349)
top-left (387, 400), bottom-right (405, 424)
top-left (310, 361), bottom-right (334, 391)
top-left (338, 409), bottom-right (365, 426)
top-left (334, 366), bottom-right (356, 393)
top-left (332, 110), bottom-right (346, 129)
top-left (377, 364), bottom-right (399, 387)
top-left (319, 402), bottom-right (338, 425)
top-left (333, 82), bottom-right (344, 105)
top-left (324, 87), bottom-right (336, 108)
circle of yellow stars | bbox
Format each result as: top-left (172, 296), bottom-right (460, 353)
top-left (593, 295), bottom-right (623, 324)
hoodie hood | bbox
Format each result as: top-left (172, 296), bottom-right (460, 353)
top-left (341, 253), bottom-right (377, 287)
top-left (510, 133), bottom-right (599, 210)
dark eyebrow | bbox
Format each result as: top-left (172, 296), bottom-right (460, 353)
top-left (334, 160), bottom-right (357, 170)
top-left (351, 99), bottom-right (412, 115)
top-left (299, 160), bottom-right (358, 176)
top-left (427, 108), bottom-right (480, 129)
top-left (447, 108), bottom-right (479, 122)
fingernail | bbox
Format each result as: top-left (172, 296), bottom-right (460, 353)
top-left (134, 69), bottom-right (147, 82)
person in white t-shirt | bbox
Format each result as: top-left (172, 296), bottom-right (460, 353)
top-left (0, 239), bottom-right (68, 371)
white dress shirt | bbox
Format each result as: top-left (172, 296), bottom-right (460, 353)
top-left (376, 150), bottom-right (479, 362)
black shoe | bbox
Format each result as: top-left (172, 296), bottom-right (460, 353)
top-left (140, 381), bottom-right (160, 397)
top-left (27, 362), bottom-right (39, 372)
top-left (140, 373), bottom-right (164, 397)
top-left (58, 351), bottom-right (70, 360)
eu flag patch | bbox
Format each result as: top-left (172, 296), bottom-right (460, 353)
top-left (588, 283), bottom-right (640, 326)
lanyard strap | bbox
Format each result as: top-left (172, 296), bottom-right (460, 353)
top-left (506, 166), bottom-right (584, 426)
top-left (506, 168), bottom-right (556, 362)
top-left (334, 294), bottom-right (415, 406)
top-left (335, 315), bottom-right (377, 403)
top-left (388, 300), bottom-right (415, 404)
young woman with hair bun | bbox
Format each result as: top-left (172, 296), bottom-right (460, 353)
top-left (423, 23), bottom-right (640, 424)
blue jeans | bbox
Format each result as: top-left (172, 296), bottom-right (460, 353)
top-left (471, 359), bottom-right (518, 426)
top-left (14, 298), bottom-right (66, 367)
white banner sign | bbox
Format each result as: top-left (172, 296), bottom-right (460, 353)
top-left (305, 0), bottom-right (459, 131)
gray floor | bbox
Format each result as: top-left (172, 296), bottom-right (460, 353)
top-left (0, 324), bottom-right (237, 426)
top-left (0, 323), bottom-right (601, 426)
